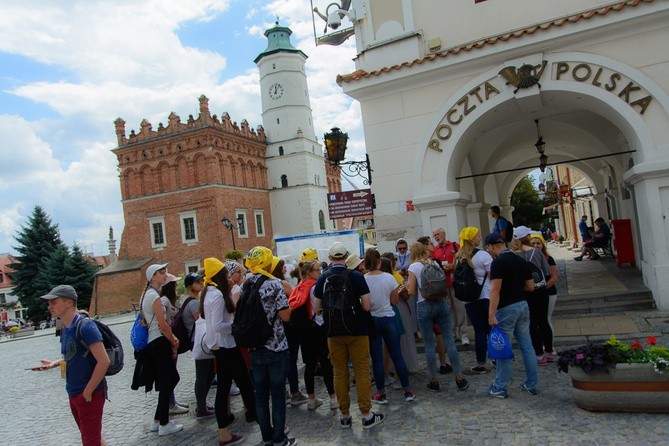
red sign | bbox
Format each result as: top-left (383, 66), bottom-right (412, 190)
top-left (328, 189), bottom-right (374, 219)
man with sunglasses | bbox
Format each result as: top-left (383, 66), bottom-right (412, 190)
top-left (484, 234), bottom-right (538, 399)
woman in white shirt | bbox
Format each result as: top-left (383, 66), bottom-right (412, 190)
top-left (453, 227), bottom-right (493, 374)
top-left (202, 258), bottom-right (255, 446)
top-left (364, 248), bottom-right (414, 404)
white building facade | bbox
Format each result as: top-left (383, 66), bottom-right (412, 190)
top-left (335, 0), bottom-right (669, 309)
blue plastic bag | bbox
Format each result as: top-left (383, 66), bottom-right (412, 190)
top-left (488, 325), bottom-right (514, 360)
top-left (130, 313), bottom-right (149, 351)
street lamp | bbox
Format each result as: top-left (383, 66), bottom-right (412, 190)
top-left (221, 216), bottom-right (244, 250)
top-left (324, 127), bottom-right (373, 185)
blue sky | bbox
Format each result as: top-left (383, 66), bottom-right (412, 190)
top-left (0, 0), bottom-right (361, 255)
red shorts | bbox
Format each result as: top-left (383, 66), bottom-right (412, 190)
top-left (69, 389), bottom-right (105, 446)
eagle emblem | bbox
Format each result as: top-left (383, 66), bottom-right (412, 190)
top-left (498, 60), bottom-right (548, 93)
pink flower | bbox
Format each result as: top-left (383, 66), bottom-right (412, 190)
top-left (576, 353), bottom-right (585, 360)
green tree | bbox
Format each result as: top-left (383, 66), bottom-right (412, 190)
top-left (510, 175), bottom-right (544, 229)
top-left (9, 206), bottom-right (64, 321)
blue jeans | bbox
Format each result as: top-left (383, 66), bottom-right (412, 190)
top-left (491, 301), bottom-right (538, 392)
top-left (250, 348), bottom-right (289, 445)
top-left (417, 299), bottom-right (462, 380)
top-left (369, 316), bottom-right (410, 392)
top-left (465, 299), bottom-right (491, 365)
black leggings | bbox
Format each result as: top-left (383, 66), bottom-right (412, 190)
top-left (303, 323), bottom-right (335, 395)
top-left (194, 358), bottom-right (215, 412)
top-left (213, 347), bottom-right (255, 429)
top-left (526, 290), bottom-right (553, 356)
top-left (147, 336), bottom-right (180, 425)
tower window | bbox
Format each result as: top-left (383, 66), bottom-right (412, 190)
top-left (319, 210), bottom-right (326, 231)
top-left (281, 175), bottom-right (288, 188)
top-left (279, 146), bottom-right (284, 156)
top-left (272, 63), bottom-right (276, 69)
top-left (277, 118), bottom-right (280, 124)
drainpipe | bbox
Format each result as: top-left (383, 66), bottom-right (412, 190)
top-left (566, 168), bottom-right (579, 247)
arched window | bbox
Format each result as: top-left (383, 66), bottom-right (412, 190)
top-left (318, 210), bottom-right (326, 230)
top-left (281, 174), bottom-right (288, 188)
top-left (279, 146), bottom-right (284, 156)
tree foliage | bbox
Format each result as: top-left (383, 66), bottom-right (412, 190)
top-left (9, 206), bottom-right (64, 321)
top-left (510, 175), bottom-right (544, 229)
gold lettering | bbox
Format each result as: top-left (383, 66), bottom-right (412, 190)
top-left (469, 86), bottom-right (484, 104)
top-left (605, 73), bottom-right (620, 92)
top-left (428, 139), bottom-right (443, 152)
top-left (447, 107), bottom-right (463, 125)
top-left (591, 67), bottom-right (603, 87)
top-left (460, 95), bottom-right (476, 116)
top-left (436, 124), bottom-right (452, 140)
top-left (572, 63), bottom-right (591, 82)
top-left (484, 82), bottom-right (500, 100)
top-left (629, 96), bottom-right (652, 115)
top-left (618, 82), bottom-right (641, 103)
top-left (556, 62), bottom-right (569, 80)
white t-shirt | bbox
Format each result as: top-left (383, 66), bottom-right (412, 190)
top-left (472, 249), bottom-right (493, 300)
top-left (364, 272), bottom-right (397, 318)
top-left (141, 287), bottom-right (163, 344)
top-left (408, 261), bottom-right (426, 304)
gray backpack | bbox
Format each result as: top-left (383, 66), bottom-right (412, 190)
top-left (420, 260), bottom-right (448, 301)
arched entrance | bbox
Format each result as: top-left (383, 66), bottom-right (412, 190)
top-left (413, 52), bottom-right (669, 309)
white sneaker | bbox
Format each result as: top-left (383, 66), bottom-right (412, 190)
top-left (147, 420), bottom-right (159, 432)
top-left (169, 403), bottom-right (189, 415)
top-left (461, 334), bottom-right (470, 346)
top-left (230, 385), bottom-right (241, 396)
top-left (307, 398), bottom-right (323, 410)
top-left (329, 397), bottom-right (339, 410)
top-left (158, 420), bottom-right (183, 436)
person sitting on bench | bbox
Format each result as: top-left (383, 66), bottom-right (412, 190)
top-left (574, 217), bottom-right (611, 261)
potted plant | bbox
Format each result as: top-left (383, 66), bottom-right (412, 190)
top-left (558, 335), bottom-right (669, 413)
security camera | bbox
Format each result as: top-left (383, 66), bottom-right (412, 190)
top-left (327, 11), bottom-right (342, 30)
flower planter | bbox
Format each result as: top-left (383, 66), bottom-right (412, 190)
top-left (568, 363), bottom-right (669, 413)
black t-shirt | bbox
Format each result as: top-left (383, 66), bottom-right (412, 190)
top-left (490, 251), bottom-right (532, 309)
top-left (314, 264), bottom-right (371, 336)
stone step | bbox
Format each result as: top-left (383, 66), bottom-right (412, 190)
top-left (553, 291), bottom-right (656, 316)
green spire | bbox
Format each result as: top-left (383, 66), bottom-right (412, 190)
top-left (254, 21), bottom-right (307, 63)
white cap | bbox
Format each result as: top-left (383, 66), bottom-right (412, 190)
top-left (329, 242), bottom-right (348, 259)
top-left (513, 226), bottom-right (532, 240)
top-left (146, 263), bottom-right (168, 281)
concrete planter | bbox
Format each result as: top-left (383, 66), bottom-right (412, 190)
top-left (8, 327), bottom-right (35, 338)
top-left (569, 363), bottom-right (669, 413)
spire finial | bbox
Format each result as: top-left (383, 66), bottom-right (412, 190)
top-left (275, 15), bottom-right (279, 26)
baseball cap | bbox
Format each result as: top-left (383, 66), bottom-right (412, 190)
top-left (146, 263), bottom-right (168, 281)
top-left (484, 233), bottom-right (505, 246)
top-left (40, 284), bottom-right (78, 302)
top-left (184, 273), bottom-right (203, 287)
top-left (165, 273), bottom-right (181, 284)
top-left (329, 242), bottom-right (348, 259)
top-left (513, 226), bottom-right (532, 240)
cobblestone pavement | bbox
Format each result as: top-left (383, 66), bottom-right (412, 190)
top-left (2, 318), bottom-right (667, 446)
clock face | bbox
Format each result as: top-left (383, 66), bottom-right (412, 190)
top-left (269, 83), bottom-right (284, 100)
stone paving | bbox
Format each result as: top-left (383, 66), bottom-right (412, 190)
top-left (2, 317), bottom-right (668, 446)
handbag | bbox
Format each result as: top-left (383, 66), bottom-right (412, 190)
top-left (488, 325), bottom-right (514, 360)
top-left (130, 292), bottom-right (154, 351)
top-left (192, 317), bottom-right (214, 360)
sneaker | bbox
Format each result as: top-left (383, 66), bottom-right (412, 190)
top-left (426, 381), bottom-right (441, 392)
top-left (290, 393), bottom-right (308, 406)
top-left (372, 391), bottom-right (388, 405)
top-left (439, 364), bottom-right (453, 374)
top-left (340, 416), bottom-right (352, 429)
top-left (485, 386), bottom-right (508, 399)
top-left (469, 365), bottom-right (487, 374)
top-left (537, 356), bottom-right (548, 366)
top-left (148, 420), bottom-right (159, 432)
top-left (158, 420), bottom-right (184, 436)
top-left (169, 403), bottom-right (189, 415)
top-left (520, 384), bottom-right (538, 395)
top-left (195, 408), bottom-right (215, 419)
top-left (362, 412), bottom-right (385, 430)
top-left (219, 434), bottom-right (244, 446)
top-left (545, 353), bottom-right (556, 363)
top-left (281, 439), bottom-right (297, 446)
top-left (329, 397), bottom-right (339, 410)
top-left (461, 334), bottom-right (470, 346)
top-left (404, 390), bottom-right (416, 402)
top-left (573, 256), bottom-right (583, 261)
top-left (307, 398), bottom-right (323, 411)
top-left (456, 378), bottom-right (469, 391)
top-left (230, 385), bottom-right (241, 396)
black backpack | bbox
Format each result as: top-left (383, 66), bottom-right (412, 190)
top-left (76, 316), bottom-right (124, 376)
top-left (232, 276), bottom-right (273, 348)
top-left (504, 219), bottom-right (514, 243)
top-left (321, 269), bottom-right (358, 337)
top-left (453, 249), bottom-right (487, 302)
top-left (171, 297), bottom-right (195, 354)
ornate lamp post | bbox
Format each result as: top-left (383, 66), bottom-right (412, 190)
top-left (222, 216), bottom-right (244, 250)
top-left (323, 127), bottom-right (372, 185)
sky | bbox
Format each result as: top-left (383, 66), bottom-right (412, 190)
top-left (0, 0), bottom-right (363, 256)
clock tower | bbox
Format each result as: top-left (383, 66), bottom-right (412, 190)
top-left (255, 22), bottom-right (331, 238)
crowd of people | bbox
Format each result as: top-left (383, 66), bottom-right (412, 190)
top-left (35, 206), bottom-right (601, 446)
